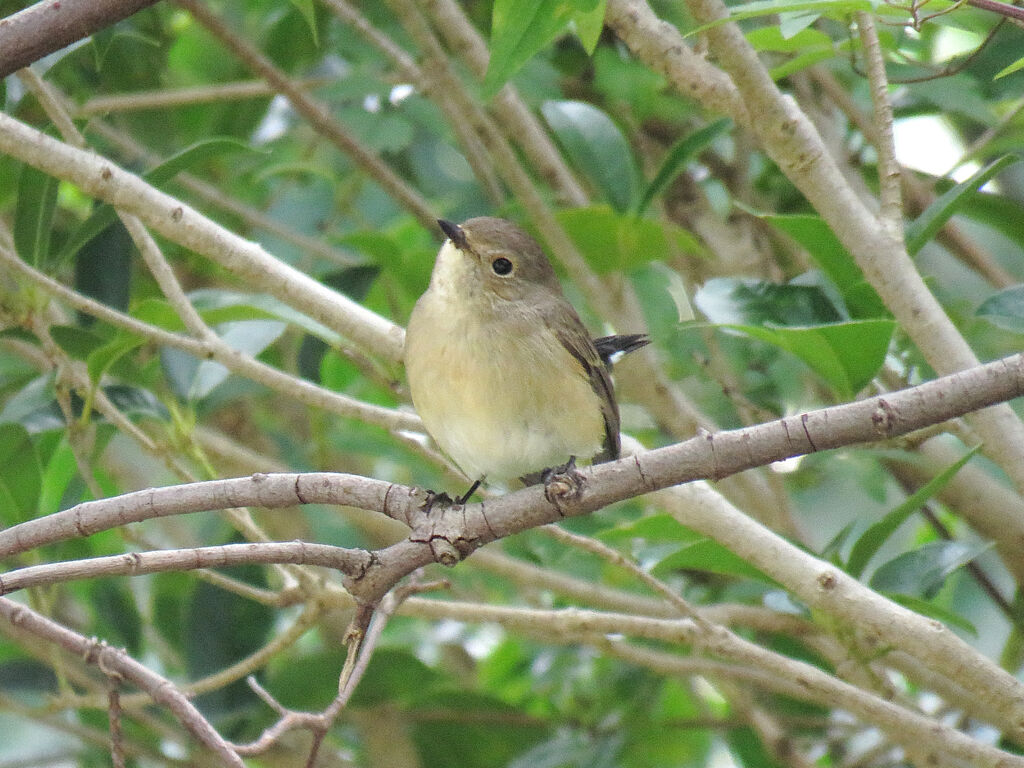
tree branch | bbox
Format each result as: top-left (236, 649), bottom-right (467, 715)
top-left (401, 598), bottom-right (1024, 766)
top-left (0, 0), bottom-right (161, 79)
top-left (0, 541), bottom-right (373, 596)
top-left (0, 597), bottom-right (244, 767)
top-left (856, 12), bottom-right (903, 239)
top-left (0, 109), bottom-right (406, 362)
top-left (605, 0), bottom-right (1024, 498)
top-left (0, 243), bottom-right (420, 432)
top-left (171, 0), bottom-right (439, 234)
top-left (4, 352), bottom-right (1024, 739)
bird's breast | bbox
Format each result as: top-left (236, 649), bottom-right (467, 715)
top-left (405, 293), bottom-right (605, 482)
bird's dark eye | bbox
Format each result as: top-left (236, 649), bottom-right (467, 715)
top-left (492, 257), bottom-right (513, 275)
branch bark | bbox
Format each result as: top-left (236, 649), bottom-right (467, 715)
top-left (4, 352), bottom-right (1024, 738)
top-left (0, 0), bottom-right (161, 79)
top-left (400, 598), bottom-right (1024, 766)
top-left (0, 110), bottom-right (405, 361)
top-left (0, 597), bottom-right (244, 767)
top-left (605, 0), bottom-right (1024, 498)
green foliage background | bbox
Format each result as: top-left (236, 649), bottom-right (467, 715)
top-left (1, 0), bottom-right (1024, 765)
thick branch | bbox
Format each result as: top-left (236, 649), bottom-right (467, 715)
top-left (0, 0), bottom-right (161, 79)
top-left (0, 472), bottom-right (413, 558)
top-left (605, 0), bottom-right (1024, 497)
top-left (2, 352), bottom-right (1024, 741)
top-left (3, 353), bottom-right (1022, 561)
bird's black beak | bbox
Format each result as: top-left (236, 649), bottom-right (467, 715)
top-left (437, 219), bottom-right (468, 250)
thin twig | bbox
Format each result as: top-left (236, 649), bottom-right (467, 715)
top-left (172, 0), bottom-right (438, 233)
top-left (78, 78), bottom-right (331, 115)
top-left (0, 598), bottom-right (244, 767)
top-left (420, 0), bottom-right (589, 205)
top-left (321, 0), bottom-right (504, 205)
top-left (541, 524), bottom-right (700, 617)
top-left (0, 243), bottom-right (420, 432)
top-left (108, 681), bottom-right (126, 768)
top-left (856, 12), bottom-right (903, 238)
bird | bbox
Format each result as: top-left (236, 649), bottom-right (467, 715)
top-left (404, 216), bottom-right (648, 503)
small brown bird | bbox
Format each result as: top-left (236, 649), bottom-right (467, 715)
top-left (404, 217), bottom-right (648, 500)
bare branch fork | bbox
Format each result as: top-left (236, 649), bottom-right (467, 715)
top-left (2, 351), bottom-right (1024, 763)
top-left (3, 349), bottom-right (1024, 588)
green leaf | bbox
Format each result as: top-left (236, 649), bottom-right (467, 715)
top-left (14, 164), bottom-right (59, 267)
top-left (49, 325), bottom-right (110, 360)
top-left (0, 424), bottom-right (42, 524)
top-left (599, 514), bottom-right (703, 544)
top-left (778, 9), bottom-right (820, 37)
top-left (186, 566), bottom-right (273, 713)
top-left (287, 0), bottom-right (319, 47)
top-left (0, 659), bottom-right (59, 693)
top-left (322, 265), bottom-right (381, 302)
top-left (0, 374), bottom-right (65, 432)
top-left (162, 320), bottom-right (286, 401)
top-left (747, 25), bottom-right (834, 52)
top-left (847, 445), bottom-right (981, 578)
top-left (90, 581), bottom-right (143, 656)
top-left (543, 100), bottom-right (637, 212)
top-left (348, 648), bottom-right (443, 707)
top-left (557, 205), bottom-right (703, 273)
top-left (86, 333), bottom-right (145, 383)
top-left (571, 0), bottom-right (608, 53)
top-left (136, 290), bottom-right (344, 343)
top-left (870, 540), bottom-right (993, 599)
top-left (653, 538), bottom-right (775, 583)
top-left (415, 691), bottom-right (553, 768)
top-left (770, 41), bottom-right (852, 79)
top-left (75, 219), bottom-right (133, 315)
top-left (728, 320), bottom-right (894, 399)
top-left (686, 0), bottom-right (878, 37)
top-left (59, 138), bottom-right (255, 263)
top-left (977, 285), bottom-right (1024, 332)
top-left (484, 0), bottom-right (577, 97)
top-left (695, 277), bottom-right (844, 325)
top-left (37, 438), bottom-right (81, 518)
top-left (727, 726), bottom-right (787, 768)
top-left (905, 155), bottom-right (1020, 256)
top-left (994, 54), bottom-right (1024, 80)
top-left (101, 385), bottom-right (169, 421)
top-left (636, 119), bottom-right (732, 217)
top-left (755, 212), bottom-right (888, 318)
top-left (132, 298), bottom-right (187, 331)
top-left (934, 185), bottom-right (1024, 250)
top-left (695, 279), bottom-right (894, 397)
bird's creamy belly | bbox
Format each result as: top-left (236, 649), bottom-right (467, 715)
top-left (405, 306), bottom-right (604, 481)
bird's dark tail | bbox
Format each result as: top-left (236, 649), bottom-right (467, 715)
top-left (593, 334), bottom-right (650, 367)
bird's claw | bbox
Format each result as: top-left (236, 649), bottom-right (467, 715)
top-left (419, 490), bottom-right (455, 514)
top-left (543, 456), bottom-right (585, 511)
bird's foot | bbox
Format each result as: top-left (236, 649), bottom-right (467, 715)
top-left (455, 478), bottom-right (482, 506)
top-left (419, 478), bottom-right (483, 514)
top-left (419, 490), bottom-right (455, 515)
top-left (542, 456), bottom-right (585, 512)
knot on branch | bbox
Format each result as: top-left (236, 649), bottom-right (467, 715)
top-left (871, 398), bottom-right (897, 437)
top-left (408, 505), bottom-right (479, 567)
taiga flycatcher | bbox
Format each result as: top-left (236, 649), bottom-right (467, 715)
top-left (404, 217), bottom-right (647, 499)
